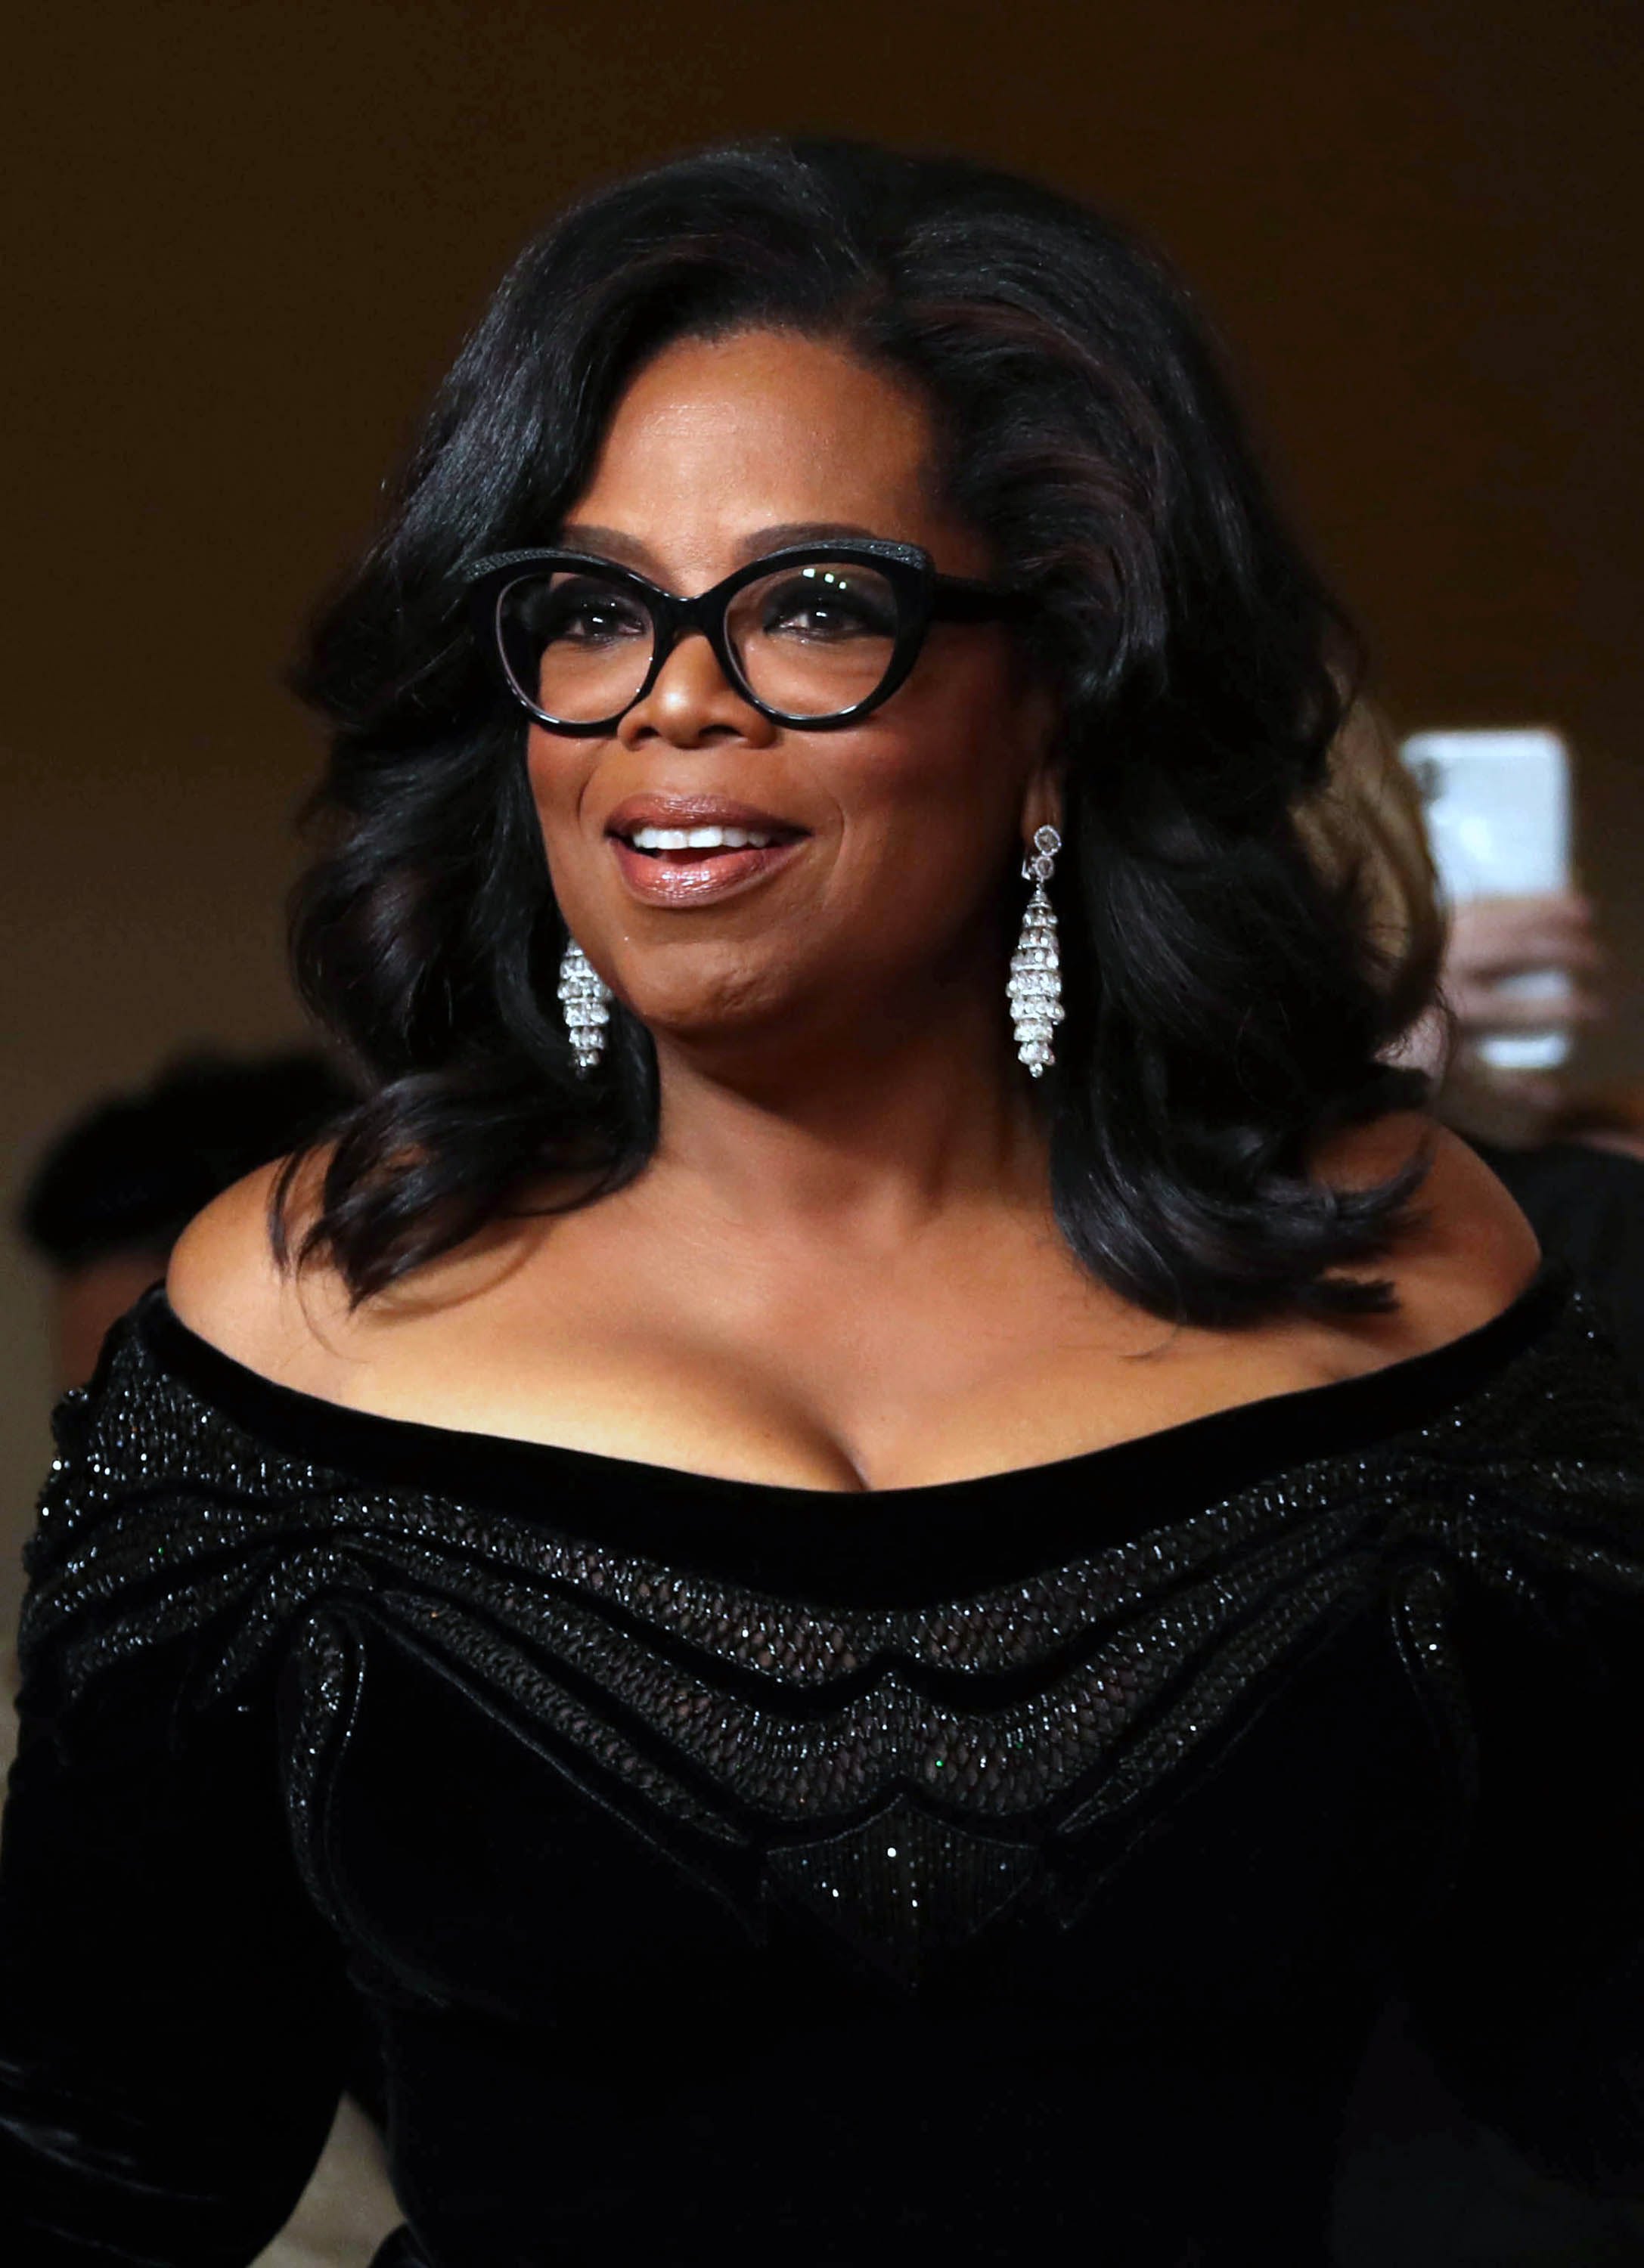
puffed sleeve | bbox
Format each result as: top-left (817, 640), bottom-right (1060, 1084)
top-left (0, 1345), bottom-right (353, 2262)
top-left (1400, 1513), bottom-right (1644, 2195)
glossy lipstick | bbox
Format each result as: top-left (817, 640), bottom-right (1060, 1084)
top-left (604, 795), bottom-right (809, 908)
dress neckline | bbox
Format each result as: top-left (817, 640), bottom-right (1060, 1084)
top-left (126, 1266), bottom-right (1571, 1605)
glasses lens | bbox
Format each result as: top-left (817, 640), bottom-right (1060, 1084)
top-left (725, 559), bottom-right (901, 720)
top-left (495, 570), bottom-right (656, 724)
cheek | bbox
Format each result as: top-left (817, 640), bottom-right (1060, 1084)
top-left (835, 670), bottom-right (1031, 891)
top-left (526, 731), bottom-right (597, 849)
top-left (526, 730), bottom-right (570, 818)
top-left (523, 733), bottom-right (610, 938)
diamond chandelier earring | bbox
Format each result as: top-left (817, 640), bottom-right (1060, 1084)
top-left (557, 938), bottom-right (612, 1075)
top-left (1007, 825), bottom-right (1064, 1079)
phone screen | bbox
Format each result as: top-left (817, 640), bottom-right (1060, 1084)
top-left (1400, 727), bottom-right (1572, 1073)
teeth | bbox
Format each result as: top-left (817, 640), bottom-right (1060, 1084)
top-left (628, 823), bottom-right (777, 852)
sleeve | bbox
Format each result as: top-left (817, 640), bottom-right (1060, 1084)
top-left (1401, 1543), bottom-right (1644, 2195)
top-left (0, 1369), bottom-right (354, 2263)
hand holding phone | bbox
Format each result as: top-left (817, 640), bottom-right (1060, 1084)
top-left (1400, 728), bottom-right (1587, 1071)
top-left (1440, 889), bottom-right (1605, 1037)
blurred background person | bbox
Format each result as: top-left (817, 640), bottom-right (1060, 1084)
top-left (19, 1050), bottom-right (356, 1394)
top-left (1439, 884), bottom-right (1644, 1383)
top-left (1317, 708), bottom-right (1644, 1390)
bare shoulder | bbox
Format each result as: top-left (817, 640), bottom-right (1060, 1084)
top-left (165, 1152), bottom-right (353, 1383)
top-left (1311, 1108), bottom-right (1542, 1339)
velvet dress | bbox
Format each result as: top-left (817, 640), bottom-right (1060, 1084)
top-left (2, 1266), bottom-right (1641, 2266)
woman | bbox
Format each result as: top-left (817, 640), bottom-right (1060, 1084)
top-left (2, 138), bottom-right (1639, 2267)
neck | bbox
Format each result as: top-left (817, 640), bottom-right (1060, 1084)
top-left (642, 980), bottom-right (1050, 1244)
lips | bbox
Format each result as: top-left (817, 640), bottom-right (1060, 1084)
top-left (603, 795), bottom-right (810, 907)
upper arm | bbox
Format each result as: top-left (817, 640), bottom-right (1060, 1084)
top-left (0, 1644), bottom-right (351, 2253)
top-left (2, 1323), bottom-right (352, 2253)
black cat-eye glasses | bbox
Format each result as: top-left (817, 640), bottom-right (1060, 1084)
top-left (466, 539), bottom-right (1033, 733)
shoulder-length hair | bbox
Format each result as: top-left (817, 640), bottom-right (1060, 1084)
top-left (283, 135), bottom-right (1435, 1325)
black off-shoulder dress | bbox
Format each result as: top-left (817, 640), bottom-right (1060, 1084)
top-left (1, 1268), bottom-right (1641, 2267)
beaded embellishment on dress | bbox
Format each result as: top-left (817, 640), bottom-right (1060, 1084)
top-left (21, 1289), bottom-right (1644, 1988)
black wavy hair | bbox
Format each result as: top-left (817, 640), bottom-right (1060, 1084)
top-left (283, 134), bottom-right (1434, 1325)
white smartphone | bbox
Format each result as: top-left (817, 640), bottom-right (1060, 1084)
top-left (1398, 727), bottom-right (1574, 1073)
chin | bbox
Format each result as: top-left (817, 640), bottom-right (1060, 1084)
top-left (612, 957), bottom-right (799, 1046)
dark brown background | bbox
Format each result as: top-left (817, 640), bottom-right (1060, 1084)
top-left (5, 0), bottom-right (1642, 1632)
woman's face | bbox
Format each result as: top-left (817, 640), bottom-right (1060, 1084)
top-left (528, 327), bottom-right (1057, 1051)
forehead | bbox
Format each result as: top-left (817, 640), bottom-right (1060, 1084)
top-left (565, 330), bottom-right (981, 575)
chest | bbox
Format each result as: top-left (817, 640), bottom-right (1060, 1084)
top-left (309, 1223), bottom-right (1376, 1491)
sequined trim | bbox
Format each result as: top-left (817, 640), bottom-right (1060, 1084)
top-left (765, 1798), bottom-right (1041, 1985)
top-left (19, 1293), bottom-right (1644, 1982)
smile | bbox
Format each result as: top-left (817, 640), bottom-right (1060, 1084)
top-left (603, 799), bottom-right (811, 906)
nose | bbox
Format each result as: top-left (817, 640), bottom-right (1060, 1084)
top-left (616, 628), bottom-right (777, 751)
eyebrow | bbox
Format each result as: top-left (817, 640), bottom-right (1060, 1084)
top-left (555, 520), bottom-right (890, 579)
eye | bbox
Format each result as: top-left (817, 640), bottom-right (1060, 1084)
top-left (758, 569), bottom-right (898, 641)
top-left (541, 578), bottom-right (651, 646)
